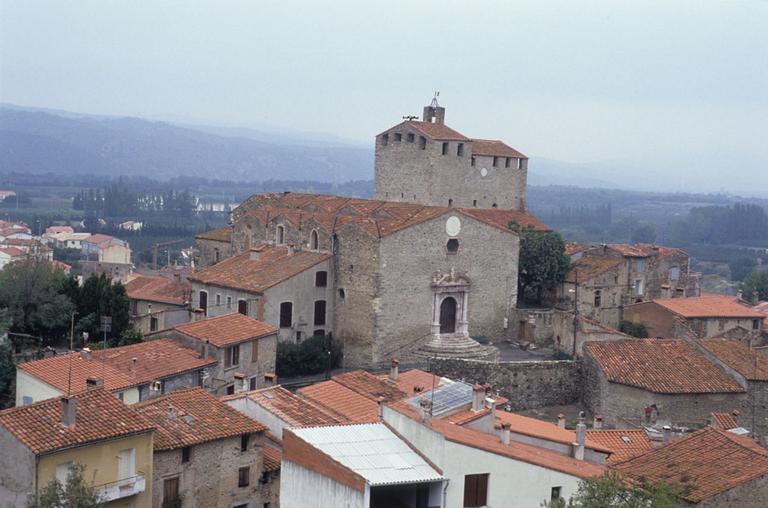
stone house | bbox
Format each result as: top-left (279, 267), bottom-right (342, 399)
top-left (624, 293), bottom-right (765, 339)
top-left (125, 274), bottom-right (192, 333)
top-left (135, 388), bottom-right (276, 508)
top-left (214, 192), bottom-right (547, 367)
top-left (81, 233), bottom-right (132, 264)
top-left (162, 313), bottom-right (278, 395)
top-left (15, 339), bottom-right (217, 405)
top-left (612, 427), bottom-right (768, 507)
top-left (582, 339), bottom-right (748, 429)
top-left (373, 99), bottom-right (529, 210)
top-left (189, 244), bottom-right (333, 344)
top-left (0, 388), bottom-right (154, 508)
top-left (558, 243), bottom-right (698, 329)
top-left (195, 225), bottom-right (232, 269)
top-left (552, 313), bottom-right (634, 356)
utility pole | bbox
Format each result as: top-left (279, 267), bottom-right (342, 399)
top-left (572, 270), bottom-right (579, 357)
top-left (69, 311), bottom-right (78, 351)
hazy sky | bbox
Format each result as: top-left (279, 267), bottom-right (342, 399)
top-left (1, 1), bottom-right (767, 194)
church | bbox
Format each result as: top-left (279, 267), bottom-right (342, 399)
top-left (194, 99), bottom-right (548, 367)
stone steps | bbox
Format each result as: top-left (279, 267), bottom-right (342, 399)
top-left (415, 335), bottom-right (498, 361)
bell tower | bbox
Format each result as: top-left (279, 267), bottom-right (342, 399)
top-left (422, 92), bottom-right (445, 124)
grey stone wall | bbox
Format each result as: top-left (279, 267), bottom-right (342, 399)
top-left (373, 124), bottom-right (527, 210)
top-left (151, 433), bottom-right (268, 508)
top-left (0, 426), bottom-right (35, 508)
top-left (430, 358), bottom-right (581, 410)
top-left (137, 369), bottom-right (202, 401)
top-left (197, 238), bottom-right (232, 269)
top-left (698, 473), bottom-right (768, 508)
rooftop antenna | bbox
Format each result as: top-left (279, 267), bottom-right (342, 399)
top-left (402, 115), bottom-right (418, 121)
top-left (430, 91), bottom-right (440, 108)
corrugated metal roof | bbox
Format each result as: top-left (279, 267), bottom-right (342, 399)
top-left (407, 381), bottom-right (473, 416)
top-left (290, 423), bottom-right (443, 486)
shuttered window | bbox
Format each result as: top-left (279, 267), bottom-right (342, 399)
top-left (463, 473), bottom-right (489, 507)
top-left (163, 477), bottom-right (180, 505)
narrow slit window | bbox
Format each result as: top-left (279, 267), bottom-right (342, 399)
top-left (442, 142), bottom-right (449, 155)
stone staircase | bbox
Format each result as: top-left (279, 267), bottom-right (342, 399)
top-left (415, 334), bottom-right (498, 361)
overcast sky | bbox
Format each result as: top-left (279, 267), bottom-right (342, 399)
top-left (1, 1), bottom-right (766, 195)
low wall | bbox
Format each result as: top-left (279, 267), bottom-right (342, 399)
top-left (430, 358), bottom-right (581, 410)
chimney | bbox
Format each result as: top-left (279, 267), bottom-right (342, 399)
top-left (472, 384), bottom-right (485, 412)
top-left (60, 397), bottom-right (76, 427)
top-left (377, 397), bottom-right (385, 421)
top-left (593, 415), bottom-right (603, 429)
top-left (501, 422), bottom-right (511, 445)
top-left (573, 412), bottom-right (586, 460)
top-left (168, 404), bottom-right (177, 420)
top-left (200, 340), bottom-right (209, 360)
top-left (732, 410), bottom-right (740, 426)
top-left (557, 413), bottom-right (566, 429)
top-left (419, 399), bottom-right (432, 422)
top-left (85, 377), bottom-right (102, 389)
top-left (753, 291), bottom-right (760, 305)
top-left (80, 348), bottom-right (92, 361)
top-left (249, 246), bottom-right (264, 261)
top-left (737, 289), bottom-right (744, 301)
top-left (234, 372), bottom-right (247, 393)
top-left (662, 425), bottom-right (672, 443)
top-left (130, 357), bottom-right (137, 376)
top-left (264, 372), bottom-right (277, 386)
top-left (389, 359), bottom-right (400, 382)
top-left (287, 244), bottom-right (295, 256)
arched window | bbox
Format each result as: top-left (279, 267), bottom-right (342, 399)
top-left (238, 299), bottom-right (248, 315)
top-left (594, 290), bottom-right (602, 308)
top-left (446, 239), bottom-right (459, 253)
top-left (439, 297), bottom-right (457, 334)
top-left (276, 225), bottom-right (285, 245)
top-left (310, 230), bottom-right (319, 250)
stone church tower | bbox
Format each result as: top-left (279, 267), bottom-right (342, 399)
top-left (373, 97), bottom-right (529, 211)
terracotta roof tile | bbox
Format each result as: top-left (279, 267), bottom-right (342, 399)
top-left (428, 418), bottom-right (604, 479)
top-left (381, 369), bottom-right (442, 396)
top-left (0, 388), bottom-right (153, 455)
top-left (754, 301), bottom-right (768, 328)
top-left (612, 427), bottom-right (768, 502)
top-left (93, 338), bottom-right (216, 384)
top-left (584, 339), bottom-right (744, 394)
top-left (697, 338), bottom-right (768, 381)
top-left (227, 385), bottom-right (345, 427)
top-left (195, 226), bottom-right (232, 242)
top-left (471, 139), bottom-right (527, 158)
top-left (710, 412), bottom-right (739, 430)
top-left (18, 352), bottom-right (138, 393)
top-left (125, 275), bottom-right (191, 305)
top-left (331, 370), bottom-right (406, 401)
top-left (564, 242), bottom-right (593, 256)
top-left (607, 243), bottom-right (683, 258)
top-left (495, 412), bottom-right (612, 453)
top-left (134, 388), bottom-right (265, 450)
top-left (0, 246), bottom-right (25, 257)
top-left (234, 193), bottom-right (549, 238)
top-left (263, 444), bottom-right (282, 472)
top-left (174, 313), bottom-right (277, 347)
top-left (638, 294), bottom-right (766, 319)
top-left (585, 429), bottom-right (653, 464)
top-left (189, 244), bottom-right (330, 294)
top-left (399, 120), bottom-right (470, 141)
top-left (567, 256), bottom-right (624, 283)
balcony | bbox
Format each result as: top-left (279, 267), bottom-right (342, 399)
top-left (94, 472), bottom-right (146, 502)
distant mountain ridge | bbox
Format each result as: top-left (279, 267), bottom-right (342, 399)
top-left (0, 106), bottom-right (373, 183)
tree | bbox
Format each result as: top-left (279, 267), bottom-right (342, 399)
top-left (541, 471), bottom-right (682, 508)
top-left (630, 223), bottom-right (657, 244)
top-left (513, 224), bottom-right (570, 304)
top-left (0, 309), bottom-right (15, 408)
top-left (729, 257), bottom-right (758, 282)
top-left (28, 463), bottom-right (103, 508)
top-left (741, 269), bottom-right (768, 301)
top-left (75, 274), bottom-right (132, 346)
top-left (619, 320), bottom-right (648, 338)
top-left (0, 260), bottom-right (74, 342)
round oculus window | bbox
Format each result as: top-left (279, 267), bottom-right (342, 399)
top-left (445, 216), bottom-right (461, 236)
top-left (480, 168), bottom-right (488, 177)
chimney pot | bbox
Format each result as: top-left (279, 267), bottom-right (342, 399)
top-left (737, 289), bottom-right (744, 301)
top-left (472, 384), bottom-right (485, 412)
top-left (573, 412), bottom-right (586, 460)
top-left (264, 372), bottom-right (277, 386)
top-left (390, 359), bottom-right (400, 382)
top-left (732, 410), bottom-right (740, 424)
top-left (80, 348), bottom-right (92, 361)
top-left (663, 425), bottom-right (672, 443)
top-left (501, 421), bottom-right (511, 445)
top-left (60, 397), bottom-right (76, 427)
top-left (593, 415), bottom-right (603, 429)
top-left (419, 399), bottom-right (432, 422)
top-left (377, 397), bottom-right (385, 420)
top-left (557, 413), bottom-right (566, 429)
top-left (753, 291), bottom-right (760, 305)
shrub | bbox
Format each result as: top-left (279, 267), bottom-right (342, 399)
top-left (276, 333), bottom-right (342, 378)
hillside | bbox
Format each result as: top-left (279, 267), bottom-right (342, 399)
top-left (0, 107), bottom-right (373, 183)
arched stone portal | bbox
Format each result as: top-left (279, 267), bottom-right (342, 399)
top-left (440, 297), bottom-right (457, 334)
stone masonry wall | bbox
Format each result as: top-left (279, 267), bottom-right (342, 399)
top-left (430, 358), bottom-right (581, 410)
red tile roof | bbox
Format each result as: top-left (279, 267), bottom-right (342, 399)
top-left (612, 427), bottom-right (768, 502)
top-left (0, 388), bottom-right (153, 455)
top-left (607, 243), bottom-right (684, 258)
top-left (93, 338), bottom-right (216, 384)
top-left (18, 352), bottom-right (138, 394)
top-left (225, 385), bottom-right (345, 427)
top-left (471, 139), bottom-right (527, 158)
top-left (125, 274), bottom-right (191, 306)
top-left (174, 313), bottom-right (278, 347)
top-left (189, 245), bottom-right (331, 294)
top-left (233, 193), bottom-right (549, 239)
top-left (195, 226), bottom-right (232, 242)
top-left (564, 242), bottom-right (593, 256)
top-left (381, 369), bottom-right (441, 397)
top-left (134, 388), bottom-right (265, 450)
top-left (697, 338), bottom-right (768, 381)
top-left (399, 120), bottom-right (470, 141)
top-left (0, 246), bottom-right (25, 257)
top-left (495, 412), bottom-right (612, 453)
top-left (566, 255), bottom-right (624, 283)
top-left (585, 429), bottom-right (653, 464)
top-left (429, 418), bottom-right (604, 479)
top-left (82, 234), bottom-right (126, 247)
top-left (641, 294), bottom-right (766, 319)
top-left (710, 412), bottom-right (739, 431)
top-left (263, 444), bottom-right (282, 472)
top-left (584, 339), bottom-right (744, 394)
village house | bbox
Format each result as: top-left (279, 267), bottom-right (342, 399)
top-left (15, 339), bottom-right (216, 405)
top-left (0, 388), bottom-right (154, 508)
top-left (189, 244), bottom-right (333, 344)
top-left (612, 426), bottom-right (768, 506)
top-left (79, 260), bottom-right (135, 284)
top-left (125, 274), bottom-right (192, 333)
top-left (47, 231), bottom-right (92, 249)
top-left (624, 293), bottom-right (765, 340)
top-left (135, 388), bottom-right (278, 508)
top-left (0, 246), bottom-right (24, 269)
top-left (156, 312), bottom-right (278, 395)
top-left (81, 233), bottom-right (132, 264)
top-left (195, 225), bottom-right (232, 269)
